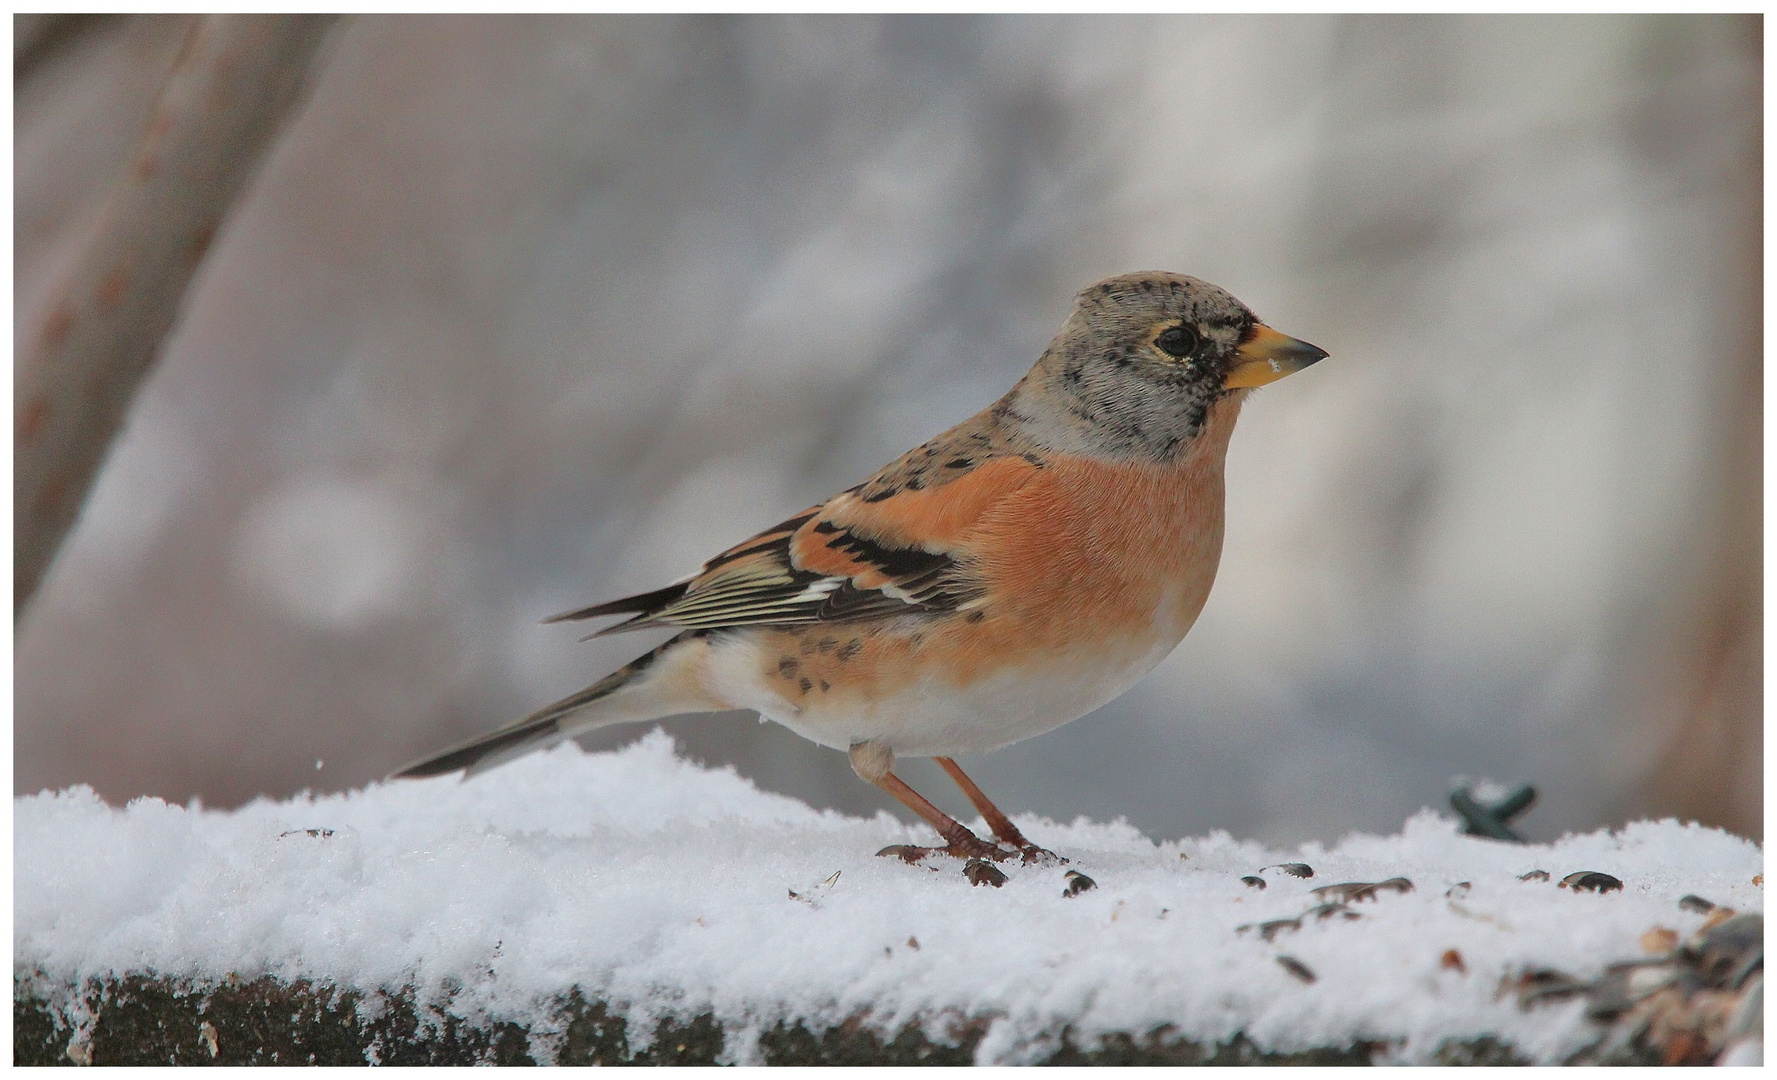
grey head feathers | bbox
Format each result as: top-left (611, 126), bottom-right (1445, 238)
top-left (997, 272), bottom-right (1261, 464)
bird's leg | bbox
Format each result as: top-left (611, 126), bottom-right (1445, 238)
top-left (934, 756), bottom-right (1064, 865)
top-left (850, 742), bottom-right (1008, 865)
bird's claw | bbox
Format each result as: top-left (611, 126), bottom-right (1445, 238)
top-left (876, 836), bottom-right (1017, 864)
top-left (949, 836), bottom-right (1014, 862)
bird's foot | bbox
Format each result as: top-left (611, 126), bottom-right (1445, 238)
top-left (876, 834), bottom-right (1015, 864)
top-left (872, 842), bottom-right (1012, 886)
top-left (876, 844), bottom-right (940, 863)
top-left (948, 833), bottom-right (1015, 862)
top-left (977, 822), bottom-right (1064, 865)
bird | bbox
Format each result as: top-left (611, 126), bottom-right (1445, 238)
top-left (394, 271), bottom-right (1325, 882)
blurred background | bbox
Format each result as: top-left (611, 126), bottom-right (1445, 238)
top-left (15, 15), bottom-right (1760, 844)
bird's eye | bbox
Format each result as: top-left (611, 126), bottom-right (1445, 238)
top-left (1155, 324), bottom-right (1199, 359)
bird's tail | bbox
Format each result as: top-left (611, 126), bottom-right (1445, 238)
top-left (390, 633), bottom-right (703, 780)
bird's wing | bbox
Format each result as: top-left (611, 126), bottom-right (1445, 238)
top-left (544, 454), bottom-right (1042, 635)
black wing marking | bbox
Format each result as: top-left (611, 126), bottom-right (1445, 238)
top-left (541, 581), bottom-right (690, 625)
top-left (542, 511), bottom-right (980, 636)
top-left (541, 510), bottom-right (818, 627)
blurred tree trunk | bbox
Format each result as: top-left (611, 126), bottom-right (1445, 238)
top-left (1638, 249), bottom-right (1762, 837)
top-left (1633, 18), bottom-right (1762, 839)
top-left (12, 14), bottom-right (104, 82)
top-left (13, 14), bottom-right (337, 618)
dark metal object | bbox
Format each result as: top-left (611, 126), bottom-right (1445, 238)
top-left (1450, 784), bottom-right (1537, 842)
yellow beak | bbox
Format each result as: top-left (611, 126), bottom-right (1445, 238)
top-left (1224, 323), bottom-right (1328, 389)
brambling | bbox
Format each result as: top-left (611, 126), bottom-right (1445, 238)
top-left (397, 272), bottom-right (1325, 882)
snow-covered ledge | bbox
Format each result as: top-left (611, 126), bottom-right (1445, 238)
top-left (14, 732), bottom-right (1763, 1065)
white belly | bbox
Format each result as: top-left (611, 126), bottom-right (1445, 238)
top-left (699, 627), bottom-right (1182, 757)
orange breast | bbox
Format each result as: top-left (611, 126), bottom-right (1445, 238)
top-left (754, 396), bottom-right (1244, 700)
top-left (950, 456), bottom-right (1228, 680)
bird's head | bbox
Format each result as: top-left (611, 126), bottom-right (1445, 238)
top-left (1015, 271), bottom-right (1326, 462)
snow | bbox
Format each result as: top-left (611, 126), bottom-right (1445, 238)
top-left (14, 730), bottom-right (1763, 1064)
